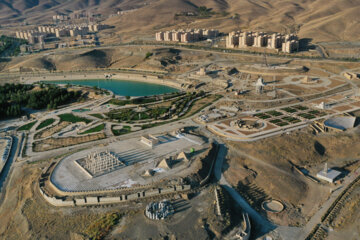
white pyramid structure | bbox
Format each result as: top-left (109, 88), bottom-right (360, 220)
top-left (177, 151), bottom-right (189, 162)
top-left (143, 169), bottom-right (154, 177)
top-left (157, 158), bottom-right (172, 169)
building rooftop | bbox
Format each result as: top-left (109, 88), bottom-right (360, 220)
top-left (324, 116), bottom-right (356, 131)
top-left (316, 168), bottom-right (342, 183)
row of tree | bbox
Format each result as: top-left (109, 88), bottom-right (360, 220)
top-left (0, 83), bottom-right (82, 120)
top-left (0, 35), bottom-right (27, 56)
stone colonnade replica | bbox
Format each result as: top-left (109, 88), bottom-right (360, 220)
top-left (140, 134), bottom-right (159, 147)
top-left (79, 151), bottom-right (125, 177)
top-left (226, 31), bottom-right (299, 53)
top-left (145, 200), bottom-right (174, 220)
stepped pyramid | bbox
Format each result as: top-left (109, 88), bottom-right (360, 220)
top-left (157, 158), bottom-right (172, 169)
top-left (177, 151), bottom-right (189, 162)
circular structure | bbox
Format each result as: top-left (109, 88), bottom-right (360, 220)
top-left (231, 118), bottom-right (266, 131)
top-left (262, 200), bottom-right (284, 213)
top-left (324, 116), bottom-right (356, 131)
top-left (145, 200), bottom-right (174, 220)
top-left (282, 75), bottom-right (331, 88)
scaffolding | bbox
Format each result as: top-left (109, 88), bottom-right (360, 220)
top-left (84, 150), bottom-right (124, 175)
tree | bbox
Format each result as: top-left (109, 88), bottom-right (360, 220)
top-left (144, 52), bottom-right (153, 59)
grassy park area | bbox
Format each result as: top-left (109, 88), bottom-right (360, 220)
top-left (80, 124), bottom-right (105, 135)
top-left (18, 121), bottom-right (37, 131)
top-left (59, 113), bottom-right (92, 124)
top-left (36, 118), bottom-right (55, 130)
top-left (111, 125), bottom-right (131, 136)
top-left (90, 113), bottom-right (105, 119)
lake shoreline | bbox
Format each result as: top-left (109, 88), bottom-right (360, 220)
top-left (21, 72), bottom-right (182, 90)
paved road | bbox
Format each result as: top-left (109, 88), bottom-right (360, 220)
top-left (212, 142), bottom-right (308, 239)
top-left (295, 166), bottom-right (360, 239)
top-left (0, 135), bottom-right (18, 194)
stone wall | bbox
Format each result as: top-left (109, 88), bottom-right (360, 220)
top-left (21, 72), bottom-right (182, 89)
top-left (39, 183), bottom-right (191, 207)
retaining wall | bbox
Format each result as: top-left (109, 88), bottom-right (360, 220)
top-left (39, 183), bottom-right (191, 207)
top-left (21, 72), bottom-right (182, 89)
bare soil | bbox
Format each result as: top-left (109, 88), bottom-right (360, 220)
top-left (108, 187), bottom-right (232, 240)
top-left (34, 122), bottom-right (71, 140)
top-left (0, 162), bottom-right (113, 240)
top-left (224, 128), bottom-right (360, 226)
top-left (33, 133), bottom-right (106, 152)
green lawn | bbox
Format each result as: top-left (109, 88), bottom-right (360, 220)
top-left (281, 107), bottom-right (297, 113)
top-left (58, 113), bottom-right (92, 124)
top-left (254, 113), bottom-right (271, 119)
top-left (270, 119), bottom-right (282, 124)
top-left (293, 105), bottom-right (308, 111)
top-left (275, 122), bottom-right (289, 126)
top-left (266, 110), bottom-right (283, 117)
top-left (132, 112), bottom-right (150, 120)
top-left (36, 118), bottom-right (55, 130)
top-left (18, 121), bottom-right (37, 131)
top-left (79, 123), bottom-right (105, 135)
top-left (111, 125), bottom-right (131, 136)
top-left (282, 116), bottom-right (300, 123)
top-left (108, 108), bottom-right (167, 121)
top-left (298, 113), bottom-right (316, 119)
top-left (90, 113), bottom-right (104, 119)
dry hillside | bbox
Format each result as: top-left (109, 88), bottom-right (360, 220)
top-left (0, 0), bottom-right (359, 42)
top-left (224, 129), bottom-right (360, 225)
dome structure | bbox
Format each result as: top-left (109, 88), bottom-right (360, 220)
top-left (324, 116), bottom-right (356, 131)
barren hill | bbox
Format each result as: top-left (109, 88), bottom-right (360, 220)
top-left (0, 0), bottom-right (360, 42)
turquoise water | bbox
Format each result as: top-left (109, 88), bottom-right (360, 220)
top-left (48, 79), bottom-right (179, 96)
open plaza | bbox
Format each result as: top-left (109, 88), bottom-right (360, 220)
top-left (51, 131), bottom-right (206, 192)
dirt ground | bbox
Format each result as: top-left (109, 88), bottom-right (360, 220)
top-left (184, 94), bottom-right (220, 118)
top-left (3, 44), bottom-right (359, 78)
top-left (33, 132), bottom-right (106, 152)
top-left (0, 148), bottom-right (233, 240)
top-left (0, 161), bottom-right (119, 240)
top-left (327, 183), bottom-right (360, 240)
top-left (223, 127), bottom-right (360, 226)
top-left (34, 122), bottom-right (71, 140)
top-left (108, 187), bottom-right (228, 240)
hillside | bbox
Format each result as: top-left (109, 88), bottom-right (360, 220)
top-left (0, 0), bottom-right (360, 42)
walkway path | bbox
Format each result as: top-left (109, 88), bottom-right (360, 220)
top-left (295, 166), bottom-right (360, 239)
top-left (213, 143), bottom-right (276, 236)
top-left (230, 148), bottom-right (298, 179)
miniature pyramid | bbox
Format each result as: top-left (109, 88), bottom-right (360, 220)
top-left (143, 169), bottom-right (154, 177)
top-left (157, 158), bottom-right (172, 169)
top-left (177, 151), bottom-right (189, 162)
top-left (302, 76), bottom-right (311, 83)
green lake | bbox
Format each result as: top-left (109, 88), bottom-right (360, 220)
top-left (49, 79), bottom-right (179, 96)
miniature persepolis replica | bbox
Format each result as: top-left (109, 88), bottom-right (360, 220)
top-left (77, 150), bottom-right (125, 177)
